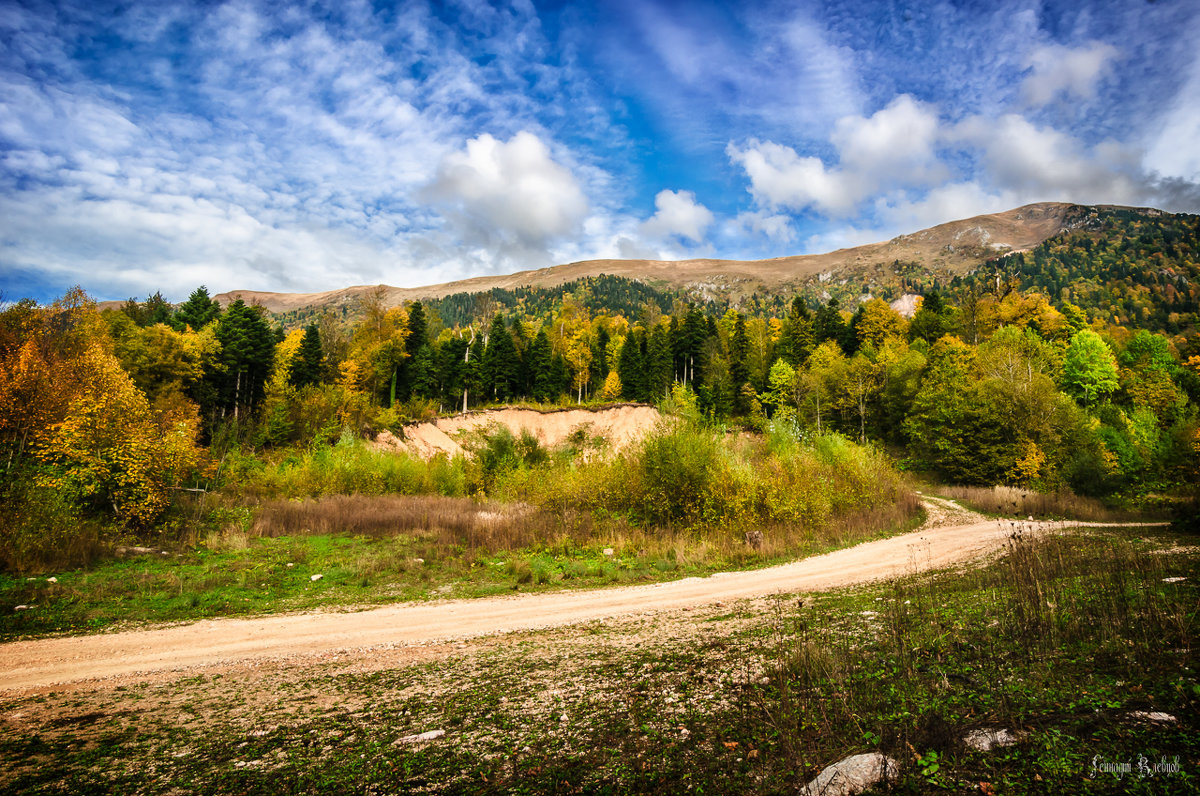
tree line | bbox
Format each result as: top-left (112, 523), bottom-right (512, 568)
top-left (2, 263), bottom-right (1199, 551)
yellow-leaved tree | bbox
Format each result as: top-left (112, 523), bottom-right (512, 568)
top-left (35, 341), bottom-right (202, 529)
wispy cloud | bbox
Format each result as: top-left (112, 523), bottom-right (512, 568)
top-left (0, 0), bottom-right (1198, 301)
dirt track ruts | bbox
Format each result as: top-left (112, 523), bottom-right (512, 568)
top-left (0, 507), bottom-right (1158, 693)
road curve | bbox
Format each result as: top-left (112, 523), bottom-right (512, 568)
top-left (0, 513), bottom-right (1153, 692)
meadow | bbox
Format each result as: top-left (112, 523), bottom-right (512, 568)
top-left (0, 523), bottom-right (1193, 794)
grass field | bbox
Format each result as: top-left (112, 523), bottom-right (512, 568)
top-left (0, 493), bottom-right (923, 642)
top-left (0, 524), bottom-right (1194, 794)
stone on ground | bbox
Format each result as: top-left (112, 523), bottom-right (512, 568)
top-left (800, 752), bottom-right (898, 796)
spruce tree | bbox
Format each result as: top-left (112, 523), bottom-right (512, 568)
top-left (618, 331), bottom-right (645, 401)
top-left (211, 299), bottom-right (275, 417)
top-left (779, 297), bottom-right (814, 365)
top-left (175, 286), bottom-right (222, 331)
top-left (465, 334), bottom-right (485, 409)
top-left (483, 314), bottom-right (520, 402)
top-left (528, 326), bottom-right (556, 402)
top-left (729, 312), bottom-right (750, 411)
top-left (288, 324), bottom-right (324, 389)
top-left (814, 298), bottom-right (846, 349)
top-left (409, 343), bottom-right (438, 400)
top-left (647, 325), bottom-right (673, 398)
top-left (438, 336), bottom-right (468, 409)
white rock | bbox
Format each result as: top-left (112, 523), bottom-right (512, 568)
top-left (801, 752), bottom-right (898, 796)
top-left (602, 548), bottom-right (614, 556)
top-left (46, 577), bottom-right (57, 583)
top-left (1129, 711), bottom-right (1177, 724)
top-left (1162, 577), bottom-right (1186, 583)
top-left (287, 563), bottom-right (294, 567)
top-left (310, 574), bottom-right (323, 582)
top-left (393, 729), bottom-right (445, 745)
top-left (963, 728), bottom-right (1019, 752)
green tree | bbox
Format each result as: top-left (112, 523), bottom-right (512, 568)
top-left (174, 286), bottom-right (222, 331)
top-left (904, 337), bottom-right (1007, 483)
top-left (908, 291), bottom-right (958, 344)
top-left (438, 335), bottom-right (469, 409)
top-left (729, 313), bottom-right (751, 412)
top-left (528, 327), bottom-right (556, 402)
top-left (646, 324), bottom-right (673, 399)
top-left (288, 324), bottom-right (324, 389)
top-left (483, 314), bottom-right (520, 402)
top-left (1062, 329), bottom-right (1119, 407)
top-left (211, 299), bottom-right (276, 419)
top-left (814, 298), bottom-right (847, 348)
top-left (778, 296), bottom-right (814, 366)
top-left (409, 343), bottom-right (438, 401)
top-left (618, 331), bottom-right (646, 401)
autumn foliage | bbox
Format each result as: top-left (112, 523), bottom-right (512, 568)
top-left (1, 291), bottom-right (204, 555)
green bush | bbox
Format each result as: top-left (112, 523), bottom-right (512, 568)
top-left (0, 478), bottom-right (106, 572)
top-left (244, 440), bottom-right (467, 499)
top-left (500, 419), bottom-right (909, 535)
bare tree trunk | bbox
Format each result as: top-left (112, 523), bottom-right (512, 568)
top-left (815, 388), bottom-right (822, 435)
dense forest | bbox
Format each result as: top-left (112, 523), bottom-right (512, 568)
top-left (2, 206), bottom-right (1198, 566)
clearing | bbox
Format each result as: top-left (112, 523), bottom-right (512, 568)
top-left (0, 499), bottom-right (1159, 694)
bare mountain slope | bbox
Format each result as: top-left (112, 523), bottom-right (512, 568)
top-left (217, 202), bottom-right (1073, 313)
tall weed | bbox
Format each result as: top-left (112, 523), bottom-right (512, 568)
top-left (244, 441), bottom-right (467, 499)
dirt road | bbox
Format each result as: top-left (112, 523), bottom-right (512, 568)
top-left (0, 504), bottom-right (1154, 693)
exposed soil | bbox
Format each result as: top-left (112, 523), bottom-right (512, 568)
top-left (0, 501), bottom-right (1160, 695)
top-left (374, 404), bottom-right (664, 459)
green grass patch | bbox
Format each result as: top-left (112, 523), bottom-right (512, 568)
top-left (0, 526), bottom-right (1193, 794)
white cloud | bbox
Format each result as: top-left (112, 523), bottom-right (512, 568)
top-left (727, 95), bottom-right (943, 217)
top-left (424, 131), bottom-right (589, 268)
top-left (832, 95), bottom-right (942, 181)
top-left (638, 189), bottom-right (713, 243)
top-left (1022, 41), bottom-right (1119, 107)
top-left (951, 114), bottom-right (1144, 203)
top-left (1144, 49), bottom-right (1200, 182)
top-left (726, 139), bottom-right (849, 214)
top-left (727, 210), bottom-right (795, 245)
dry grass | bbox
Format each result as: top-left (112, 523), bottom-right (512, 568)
top-left (243, 489), bottom-right (922, 572)
top-left (250, 494), bottom-right (599, 555)
top-left (937, 484), bottom-right (1143, 522)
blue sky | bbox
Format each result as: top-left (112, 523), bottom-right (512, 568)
top-left (2, 0), bottom-right (1199, 302)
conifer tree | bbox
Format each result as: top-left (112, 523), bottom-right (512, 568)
top-left (438, 336), bottom-right (468, 409)
top-left (729, 312), bottom-right (751, 412)
top-left (618, 331), bottom-right (646, 401)
top-left (528, 326), bottom-right (556, 402)
top-left (466, 333), bottom-right (485, 409)
top-left (409, 344), bottom-right (438, 400)
top-left (211, 299), bottom-right (276, 418)
top-left (288, 324), bottom-right (324, 389)
top-left (483, 314), bottom-right (520, 401)
top-left (175, 286), bottom-right (222, 331)
top-left (647, 324), bottom-right (673, 398)
top-left (814, 298), bottom-right (846, 349)
top-left (779, 296), bottom-right (815, 365)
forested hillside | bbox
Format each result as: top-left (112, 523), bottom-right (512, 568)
top-left (958, 206), bottom-right (1200, 335)
top-left (3, 205), bottom-right (1199, 569)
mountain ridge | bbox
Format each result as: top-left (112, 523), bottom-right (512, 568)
top-left (213, 202), bottom-right (1160, 314)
